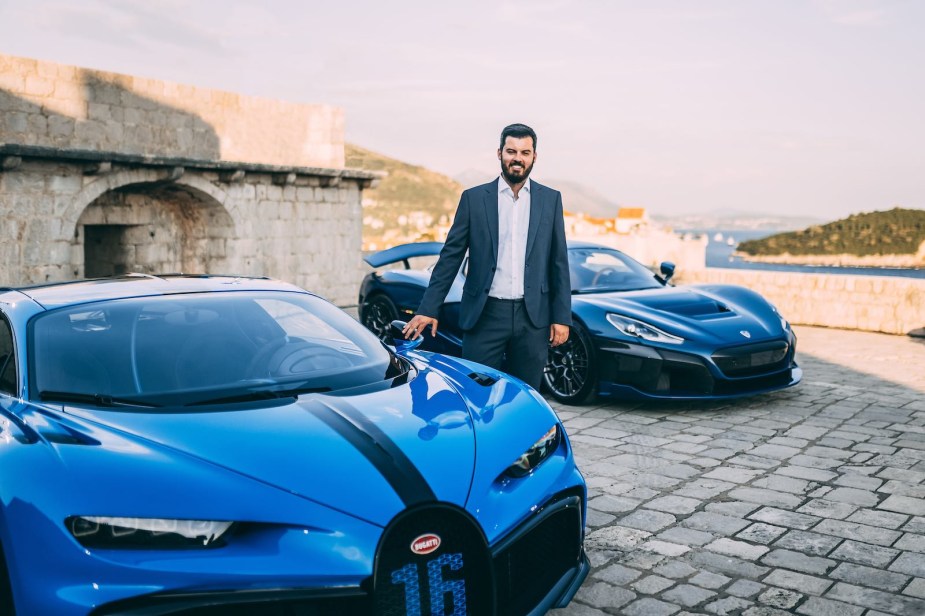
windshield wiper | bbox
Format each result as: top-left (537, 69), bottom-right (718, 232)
top-left (39, 390), bottom-right (162, 408)
top-left (187, 385), bottom-right (331, 407)
top-left (573, 286), bottom-right (656, 295)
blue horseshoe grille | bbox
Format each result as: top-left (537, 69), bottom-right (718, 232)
top-left (372, 504), bottom-right (494, 616)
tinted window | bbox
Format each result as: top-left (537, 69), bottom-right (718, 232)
top-left (568, 248), bottom-right (663, 293)
top-left (29, 291), bottom-right (400, 407)
top-left (0, 317), bottom-right (15, 395)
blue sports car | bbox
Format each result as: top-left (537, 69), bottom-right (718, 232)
top-left (359, 242), bottom-right (802, 404)
top-left (0, 275), bottom-right (588, 615)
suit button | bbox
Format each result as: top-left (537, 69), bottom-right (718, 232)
top-left (484, 289), bottom-right (489, 293)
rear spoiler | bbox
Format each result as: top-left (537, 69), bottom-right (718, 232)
top-left (363, 242), bottom-right (445, 269)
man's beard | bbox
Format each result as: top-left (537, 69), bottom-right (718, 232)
top-left (501, 159), bottom-right (533, 184)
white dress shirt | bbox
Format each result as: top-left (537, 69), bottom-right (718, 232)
top-left (489, 177), bottom-right (531, 299)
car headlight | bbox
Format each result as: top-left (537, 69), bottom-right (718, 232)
top-left (607, 314), bottom-right (683, 345)
top-left (506, 425), bottom-right (560, 478)
top-left (66, 516), bottom-right (233, 549)
top-left (770, 304), bottom-right (790, 331)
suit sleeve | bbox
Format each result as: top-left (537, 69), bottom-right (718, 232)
top-left (416, 190), bottom-right (471, 318)
top-left (549, 191), bottom-right (573, 326)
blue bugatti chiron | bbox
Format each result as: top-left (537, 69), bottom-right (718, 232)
top-left (359, 241), bottom-right (802, 404)
top-left (0, 274), bottom-right (588, 615)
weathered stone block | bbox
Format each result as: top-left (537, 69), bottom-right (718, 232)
top-left (762, 569), bottom-right (832, 595)
top-left (831, 562), bottom-right (908, 592)
top-left (773, 530), bottom-right (841, 556)
top-left (879, 495), bottom-right (925, 516)
top-left (632, 575), bottom-right (676, 594)
top-left (663, 584), bottom-right (716, 607)
top-left (707, 538), bottom-right (769, 560)
top-left (812, 518), bottom-right (901, 546)
top-left (2, 111), bottom-right (29, 134)
top-left (795, 596), bottom-right (864, 616)
top-left (25, 75), bottom-right (54, 97)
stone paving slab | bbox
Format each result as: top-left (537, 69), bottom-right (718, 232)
top-left (552, 326), bottom-right (925, 615)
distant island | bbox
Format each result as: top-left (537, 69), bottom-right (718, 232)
top-left (736, 207), bottom-right (925, 268)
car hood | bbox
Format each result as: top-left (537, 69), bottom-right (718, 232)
top-left (60, 365), bottom-right (478, 527)
top-left (576, 285), bottom-right (783, 345)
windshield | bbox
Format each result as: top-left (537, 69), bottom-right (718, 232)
top-left (569, 247), bottom-right (663, 293)
top-left (29, 291), bottom-right (405, 407)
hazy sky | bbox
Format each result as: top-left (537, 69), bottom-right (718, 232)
top-left (1, 0), bottom-right (922, 218)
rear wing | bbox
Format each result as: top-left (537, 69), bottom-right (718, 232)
top-left (363, 242), bottom-right (445, 269)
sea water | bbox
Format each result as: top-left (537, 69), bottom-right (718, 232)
top-left (682, 229), bottom-right (925, 280)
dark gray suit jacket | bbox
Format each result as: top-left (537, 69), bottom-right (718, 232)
top-left (417, 178), bottom-right (572, 331)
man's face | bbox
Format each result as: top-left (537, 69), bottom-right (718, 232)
top-left (498, 136), bottom-right (536, 185)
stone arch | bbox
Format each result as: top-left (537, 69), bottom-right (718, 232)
top-left (69, 170), bottom-right (238, 277)
top-left (63, 169), bottom-right (240, 231)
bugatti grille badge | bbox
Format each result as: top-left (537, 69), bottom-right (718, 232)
top-left (740, 330), bottom-right (752, 339)
top-left (410, 534), bottom-right (441, 555)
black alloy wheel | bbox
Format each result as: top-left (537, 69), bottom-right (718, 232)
top-left (543, 323), bottom-right (597, 404)
top-left (362, 294), bottom-right (399, 343)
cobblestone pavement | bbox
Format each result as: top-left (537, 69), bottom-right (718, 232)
top-left (550, 326), bottom-right (925, 616)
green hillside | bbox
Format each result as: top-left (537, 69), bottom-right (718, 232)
top-left (737, 208), bottom-right (925, 257)
top-left (346, 144), bottom-right (463, 247)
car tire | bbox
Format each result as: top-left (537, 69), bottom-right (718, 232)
top-left (362, 294), bottom-right (399, 343)
top-left (543, 322), bottom-right (597, 405)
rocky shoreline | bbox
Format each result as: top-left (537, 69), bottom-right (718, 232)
top-left (734, 251), bottom-right (925, 269)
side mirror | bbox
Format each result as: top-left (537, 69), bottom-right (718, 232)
top-left (659, 261), bottom-right (676, 284)
top-left (389, 320), bottom-right (423, 351)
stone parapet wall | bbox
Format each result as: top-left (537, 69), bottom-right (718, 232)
top-left (0, 159), bottom-right (365, 306)
top-left (737, 250), bottom-right (925, 268)
top-left (0, 53), bottom-right (344, 168)
top-left (678, 268), bottom-right (925, 336)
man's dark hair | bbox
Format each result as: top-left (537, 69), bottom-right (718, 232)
top-left (499, 123), bottom-right (537, 151)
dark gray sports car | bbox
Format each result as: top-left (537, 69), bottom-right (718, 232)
top-left (359, 242), bottom-right (801, 404)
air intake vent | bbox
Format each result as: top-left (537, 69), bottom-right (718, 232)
top-left (468, 372), bottom-right (498, 386)
top-left (713, 341), bottom-right (790, 377)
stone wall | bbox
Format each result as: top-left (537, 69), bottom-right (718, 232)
top-left (0, 54), bottom-right (343, 168)
top-left (679, 268), bottom-right (925, 336)
top-left (0, 160), bottom-right (365, 306)
top-left (0, 54), bottom-right (374, 306)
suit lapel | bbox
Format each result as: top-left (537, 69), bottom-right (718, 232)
top-left (483, 179), bottom-right (499, 262)
top-left (525, 181), bottom-right (543, 260)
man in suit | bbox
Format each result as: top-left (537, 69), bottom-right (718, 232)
top-left (402, 123), bottom-right (571, 390)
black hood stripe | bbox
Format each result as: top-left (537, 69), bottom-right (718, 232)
top-left (306, 398), bottom-right (436, 507)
